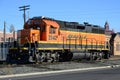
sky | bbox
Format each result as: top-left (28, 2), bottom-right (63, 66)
top-left (0, 0), bottom-right (120, 32)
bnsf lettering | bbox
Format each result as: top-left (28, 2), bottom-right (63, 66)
top-left (67, 34), bottom-right (86, 39)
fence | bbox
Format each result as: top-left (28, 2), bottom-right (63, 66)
top-left (0, 43), bottom-right (9, 61)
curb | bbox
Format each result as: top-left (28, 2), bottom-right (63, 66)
top-left (0, 65), bottom-right (119, 79)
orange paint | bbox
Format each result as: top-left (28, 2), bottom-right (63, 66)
top-left (20, 18), bottom-right (106, 48)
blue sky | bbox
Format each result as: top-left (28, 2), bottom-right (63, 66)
top-left (0, 0), bottom-right (120, 32)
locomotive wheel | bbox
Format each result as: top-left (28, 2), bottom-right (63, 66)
top-left (92, 53), bottom-right (97, 60)
top-left (35, 53), bottom-right (41, 63)
top-left (40, 56), bottom-right (46, 62)
top-left (55, 53), bottom-right (60, 62)
top-left (47, 57), bottom-right (54, 63)
top-left (97, 53), bottom-right (102, 60)
top-left (89, 52), bottom-right (97, 61)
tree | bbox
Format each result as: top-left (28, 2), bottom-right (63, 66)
top-left (10, 24), bottom-right (15, 33)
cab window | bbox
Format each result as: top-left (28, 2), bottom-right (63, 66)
top-left (49, 26), bottom-right (56, 34)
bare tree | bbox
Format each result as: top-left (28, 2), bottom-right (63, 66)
top-left (10, 24), bottom-right (15, 33)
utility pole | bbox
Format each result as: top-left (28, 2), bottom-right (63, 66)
top-left (3, 21), bottom-right (6, 43)
top-left (2, 21), bottom-right (6, 57)
top-left (19, 5), bottom-right (30, 24)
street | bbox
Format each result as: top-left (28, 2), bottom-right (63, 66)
top-left (1, 67), bottom-right (120, 80)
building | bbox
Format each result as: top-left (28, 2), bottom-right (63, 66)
top-left (0, 31), bottom-right (16, 43)
top-left (104, 21), bottom-right (114, 54)
top-left (104, 21), bottom-right (120, 56)
top-left (110, 33), bottom-right (120, 55)
top-left (104, 21), bottom-right (114, 35)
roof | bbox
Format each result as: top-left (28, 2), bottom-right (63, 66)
top-left (110, 33), bottom-right (120, 43)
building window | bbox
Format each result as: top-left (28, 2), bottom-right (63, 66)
top-left (1, 37), bottom-right (4, 41)
top-left (116, 43), bottom-right (120, 51)
top-left (6, 38), bottom-right (9, 42)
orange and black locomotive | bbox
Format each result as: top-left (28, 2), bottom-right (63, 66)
top-left (8, 16), bottom-right (110, 63)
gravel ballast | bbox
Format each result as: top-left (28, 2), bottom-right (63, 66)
top-left (0, 58), bottom-right (120, 75)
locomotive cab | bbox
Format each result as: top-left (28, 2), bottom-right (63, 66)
top-left (23, 16), bottom-right (59, 42)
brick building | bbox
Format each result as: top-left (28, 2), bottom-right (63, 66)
top-left (104, 21), bottom-right (120, 55)
top-left (110, 33), bottom-right (120, 55)
top-left (104, 21), bottom-right (114, 54)
top-left (0, 31), bottom-right (16, 43)
top-left (104, 21), bottom-right (114, 35)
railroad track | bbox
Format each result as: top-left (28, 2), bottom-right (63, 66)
top-left (0, 55), bottom-right (120, 69)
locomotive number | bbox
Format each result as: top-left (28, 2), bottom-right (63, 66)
top-left (49, 35), bottom-right (57, 40)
